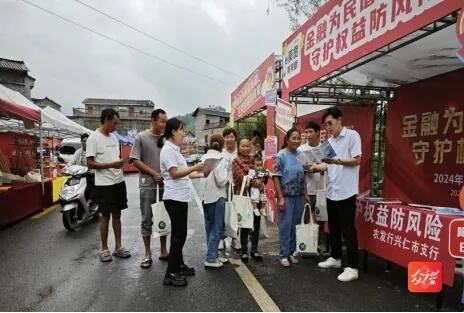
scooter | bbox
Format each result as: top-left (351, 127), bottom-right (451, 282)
top-left (59, 165), bottom-right (98, 231)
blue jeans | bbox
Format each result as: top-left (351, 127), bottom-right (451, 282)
top-left (278, 195), bottom-right (304, 258)
top-left (203, 197), bottom-right (225, 263)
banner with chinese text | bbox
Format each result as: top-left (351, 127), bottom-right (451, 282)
top-left (383, 68), bottom-right (464, 208)
top-left (356, 199), bottom-right (456, 286)
top-left (231, 54), bottom-right (276, 121)
top-left (281, 0), bottom-right (462, 100)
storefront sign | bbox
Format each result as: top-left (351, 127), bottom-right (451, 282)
top-left (231, 54), bottom-right (276, 121)
top-left (275, 99), bottom-right (296, 133)
top-left (356, 199), bottom-right (456, 286)
top-left (383, 68), bottom-right (464, 208)
top-left (448, 219), bottom-right (464, 258)
top-left (281, 0), bottom-right (462, 99)
top-left (265, 88), bottom-right (277, 107)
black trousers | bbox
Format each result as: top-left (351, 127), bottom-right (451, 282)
top-left (164, 200), bottom-right (188, 273)
top-left (327, 195), bottom-right (358, 268)
top-left (241, 203), bottom-right (262, 254)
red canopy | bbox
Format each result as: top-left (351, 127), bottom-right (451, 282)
top-left (0, 84), bottom-right (41, 123)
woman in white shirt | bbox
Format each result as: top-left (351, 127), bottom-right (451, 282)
top-left (200, 134), bottom-right (230, 268)
top-left (158, 118), bottom-right (204, 287)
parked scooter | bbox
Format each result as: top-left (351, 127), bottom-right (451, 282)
top-left (59, 165), bottom-right (98, 231)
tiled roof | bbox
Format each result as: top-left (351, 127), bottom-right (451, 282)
top-left (82, 98), bottom-right (155, 107)
top-left (0, 58), bottom-right (29, 72)
top-left (192, 107), bottom-right (230, 118)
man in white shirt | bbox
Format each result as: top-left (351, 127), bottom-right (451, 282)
top-left (87, 108), bottom-right (131, 263)
top-left (311, 107), bottom-right (362, 282)
top-left (298, 121), bottom-right (323, 223)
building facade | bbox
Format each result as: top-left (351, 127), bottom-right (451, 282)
top-left (192, 108), bottom-right (230, 146)
top-left (69, 98), bottom-right (155, 134)
top-left (32, 97), bottom-right (62, 112)
top-left (0, 58), bottom-right (35, 100)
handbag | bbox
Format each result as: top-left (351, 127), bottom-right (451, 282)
top-left (232, 176), bottom-right (254, 229)
top-left (152, 185), bottom-right (171, 236)
top-left (315, 174), bottom-right (328, 222)
top-left (296, 203), bottom-right (319, 254)
top-left (224, 182), bottom-right (239, 238)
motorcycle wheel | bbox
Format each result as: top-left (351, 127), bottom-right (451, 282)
top-left (63, 210), bottom-right (79, 231)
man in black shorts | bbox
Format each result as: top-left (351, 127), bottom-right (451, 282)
top-left (87, 108), bottom-right (131, 262)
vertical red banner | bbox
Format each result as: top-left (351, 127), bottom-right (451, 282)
top-left (383, 68), bottom-right (464, 208)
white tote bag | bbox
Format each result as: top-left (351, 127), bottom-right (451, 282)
top-left (224, 183), bottom-right (239, 238)
top-left (232, 177), bottom-right (254, 229)
top-left (152, 185), bottom-right (171, 236)
top-left (315, 174), bottom-right (328, 222)
top-left (296, 204), bottom-right (319, 254)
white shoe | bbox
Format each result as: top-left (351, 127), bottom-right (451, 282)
top-left (280, 258), bottom-right (290, 267)
top-left (218, 257), bottom-right (229, 264)
top-left (253, 209), bottom-right (261, 216)
top-left (337, 267), bottom-right (359, 282)
top-left (218, 239), bottom-right (225, 250)
top-left (231, 238), bottom-right (241, 250)
top-left (318, 257), bottom-right (342, 269)
top-left (204, 260), bottom-right (223, 268)
top-left (289, 255), bottom-right (299, 264)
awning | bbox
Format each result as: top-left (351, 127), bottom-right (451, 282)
top-left (0, 84), bottom-right (41, 122)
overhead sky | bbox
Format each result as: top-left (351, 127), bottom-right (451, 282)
top-left (0, 0), bottom-right (294, 116)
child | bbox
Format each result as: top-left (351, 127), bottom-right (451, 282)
top-left (247, 156), bottom-right (270, 217)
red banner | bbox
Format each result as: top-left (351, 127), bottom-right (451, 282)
top-left (281, 0), bottom-right (462, 99)
top-left (296, 105), bottom-right (374, 195)
top-left (383, 68), bottom-right (464, 208)
top-left (231, 54), bottom-right (276, 121)
top-left (356, 199), bottom-right (457, 286)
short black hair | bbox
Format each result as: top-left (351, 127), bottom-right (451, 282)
top-left (80, 133), bottom-right (89, 141)
top-left (223, 128), bottom-right (237, 139)
top-left (252, 130), bottom-right (261, 138)
top-left (305, 121), bottom-right (320, 133)
top-left (151, 109), bottom-right (166, 120)
top-left (322, 107), bottom-right (343, 123)
top-left (100, 108), bottom-right (119, 124)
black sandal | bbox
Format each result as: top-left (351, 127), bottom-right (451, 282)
top-left (141, 258), bottom-right (153, 269)
top-left (251, 252), bottom-right (263, 262)
top-left (159, 255), bottom-right (168, 261)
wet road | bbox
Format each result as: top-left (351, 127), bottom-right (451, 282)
top-left (0, 174), bottom-right (462, 311)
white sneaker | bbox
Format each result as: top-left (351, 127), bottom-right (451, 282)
top-left (289, 255), bottom-right (299, 264)
top-left (337, 267), bottom-right (359, 282)
top-left (204, 260), bottom-right (223, 268)
top-left (318, 257), bottom-right (342, 269)
top-left (231, 238), bottom-right (241, 250)
top-left (253, 208), bottom-right (261, 216)
top-left (218, 239), bottom-right (225, 250)
top-left (280, 258), bottom-right (290, 267)
top-left (218, 257), bottom-right (229, 264)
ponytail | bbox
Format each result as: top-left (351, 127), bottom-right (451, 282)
top-left (157, 134), bottom-right (166, 148)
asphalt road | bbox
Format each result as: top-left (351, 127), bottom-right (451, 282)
top-left (0, 173), bottom-right (462, 311)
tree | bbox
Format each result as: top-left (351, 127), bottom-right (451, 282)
top-left (269, 0), bottom-right (326, 30)
top-left (234, 114), bottom-right (266, 144)
top-left (206, 105), bottom-right (226, 112)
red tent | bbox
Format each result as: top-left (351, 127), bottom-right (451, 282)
top-left (0, 84), bottom-right (41, 123)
